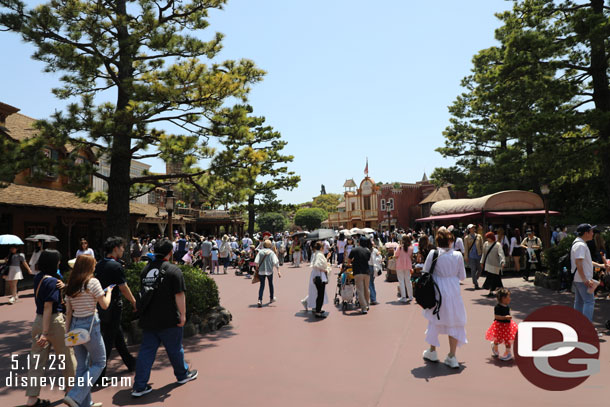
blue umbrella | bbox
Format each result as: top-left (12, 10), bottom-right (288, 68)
top-left (0, 234), bottom-right (25, 245)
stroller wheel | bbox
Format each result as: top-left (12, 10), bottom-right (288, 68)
top-left (334, 298), bottom-right (339, 305)
top-left (342, 302), bottom-right (347, 311)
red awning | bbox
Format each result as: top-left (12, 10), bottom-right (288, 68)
top-left (486, 210), bottom-right (560, 217)
top-left (415, 212), bottom-right (481, 223)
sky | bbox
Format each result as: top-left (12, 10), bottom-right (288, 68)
top-left (2, 0), bottom-right (512, 205)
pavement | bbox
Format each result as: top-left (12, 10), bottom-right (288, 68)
top-left (1, 263), bottom-right (610, 407)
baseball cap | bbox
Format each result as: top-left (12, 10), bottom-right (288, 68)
top-left (576, 223), bottom-right (596, 235)
top-left (154, 239), bottom-right (174, 257)
top-left (526, 228), bottom-right (533, 233)
top-left (447, 225), bottom-right (455, 232)
top-left (467, 224), bottom-right (475, 230)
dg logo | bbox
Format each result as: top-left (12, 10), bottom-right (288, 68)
top-left (514, 305), bottom-right (600, 391)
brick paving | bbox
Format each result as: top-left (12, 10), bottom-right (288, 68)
top-left (1, 264), bottom-right (609, 407)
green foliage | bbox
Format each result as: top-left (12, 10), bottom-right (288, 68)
top-left (294, 208), bottom-right (328, 230)
top-left (434, 0), bottom-right (610, 221)
top-left (121, 261), bottom-right (220, 328)
top-left (311, 193), bottom-right (343, 213)
top-left (256, 212), bottom-right (288, 233)
top-left (542, 235), bottom-right (576, 278)
top-left (85, 191), bottom-right (108, 204)
top-left (0, 0), bottom-right (265, 237)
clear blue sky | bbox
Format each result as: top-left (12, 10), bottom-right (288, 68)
top-left (2, 0), bottom-right (511, 205)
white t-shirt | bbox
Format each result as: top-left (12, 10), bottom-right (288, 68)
top-left (323, 240), bottom-right (331, 254)
top-left (337, 240), bottom-right (346, 254)
top-left (571, 237), bottom-right (593, 282)
top-left (76, 248), bottom-right (95, 258)
top-left (452, 238), bottom-right (465, 253)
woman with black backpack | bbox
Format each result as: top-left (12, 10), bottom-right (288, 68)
top-left (421, 227), bottom-right (467, 369)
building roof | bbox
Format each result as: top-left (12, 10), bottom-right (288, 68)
top-left (429, 190), bottom-right (544, 216)
top-left (4, 112), bottom-right (38, 142)
top-left (343, 179), bottom-right (357, 188)
top-left (0, 183), bottom-right (150, 215)
top-left (419, 186), bottom-right (453, 205)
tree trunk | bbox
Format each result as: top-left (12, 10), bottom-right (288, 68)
top-left (247, 195), bottom-right (255, 236)
top-left (105, 0), bottom-right (134, 245)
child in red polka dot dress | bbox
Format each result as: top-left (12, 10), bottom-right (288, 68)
top-left (485, 288), bottom-right (518, 361)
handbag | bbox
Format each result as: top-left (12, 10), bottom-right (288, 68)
top-left (65, 316), bottom-right (95, 347)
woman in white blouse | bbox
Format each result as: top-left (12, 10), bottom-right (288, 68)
top-left (63, 255), bottom-right (113, 407)
top-left (307, 241), bottom-right (330, 318)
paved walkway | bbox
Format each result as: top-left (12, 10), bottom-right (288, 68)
top-left (1, 264), bottom-right (609, 407)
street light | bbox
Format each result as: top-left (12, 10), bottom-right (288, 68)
top-left (166, 189), bottom-right (175, 239)
top-left (540, 184), bottom-right (550, 248)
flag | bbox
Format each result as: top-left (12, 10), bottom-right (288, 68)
top-left (364, 157), bottom-right (368, 176)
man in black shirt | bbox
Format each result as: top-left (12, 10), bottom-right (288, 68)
top-left (95, 236), bottom-right (138, 383)
top-left (348, 236), bottom-right (372, 314)
top-left (131, 239), bottom-right (198, 398)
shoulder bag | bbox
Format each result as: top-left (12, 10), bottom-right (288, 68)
top-left (252, 253), bottom-right (269, 284)
top-left (64, 282), bottom-right (95, 347)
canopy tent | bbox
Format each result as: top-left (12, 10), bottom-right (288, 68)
top-left (416, 190), bottom-right (558, 223)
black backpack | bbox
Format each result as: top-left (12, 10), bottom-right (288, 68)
top-left (414, 250), bottom-right (442, 319)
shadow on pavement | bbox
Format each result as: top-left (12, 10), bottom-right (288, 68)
top-left (293, 311), bottom-right (327, 322)
top-left (411, 361), bottom-right (466, 380)
top-left (111, 382), bottom-right (180, 406)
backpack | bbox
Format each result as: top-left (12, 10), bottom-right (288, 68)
top-left (558, 239), bottom-right (578, 275)
top-left (137, 261), bottom-right (167, 317)
top-left (414, 250), bottom-right (442, 319)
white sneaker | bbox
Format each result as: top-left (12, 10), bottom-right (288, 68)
top-left (8, 296), bottom-right (15, 304)
top-left (301, 298), bottom-right (308, 311)
top-left (400, 297), bottom-right (408, 303)
top-left (270, 297), bottom-right (277, 303)
top-left (443, 355), bottom-right (460, 368)
top-left (422, 349), bottom-right (438, 362)
top-left (499, 352), bottom-right (513, 361)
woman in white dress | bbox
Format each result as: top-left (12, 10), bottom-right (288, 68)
top-left (306, 241), bottom-right (329, 318)
top-left (421, 227), bottom-right (467, 369)
top-left (4, 245), bottom-right (32, 304)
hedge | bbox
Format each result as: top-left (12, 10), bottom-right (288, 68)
top-left (121, 261), bottom-right (220, 329)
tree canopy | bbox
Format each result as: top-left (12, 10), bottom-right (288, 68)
top-left (0, 0), bottom-right (264, 239)
top-left (294, 208), bottom-right (327, 230)
top-left (433, 0), bottom-right (610, 222)
top-left (311, 193), bottom-right (343, 214)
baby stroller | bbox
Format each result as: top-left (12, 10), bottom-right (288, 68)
top-left (334, 265), bottom-right (358, 311)
top-left (235, 251), bottom-right (250, 276)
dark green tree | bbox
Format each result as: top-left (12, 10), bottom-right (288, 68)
top-left (0, 0), bottom-right (264, 240)
top-left (434, 0), bottom-right (610, 220)
top-left (256, 212), bottom-right (288, 234)
top-left (210, 105), bottom-right (300, 236)
top-left (311, 193), bottom-right (343, 214)
top-left (294, 208), bottom-right (327, 230)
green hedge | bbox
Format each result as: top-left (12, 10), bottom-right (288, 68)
top-left (121, 262), bottom-right (220, 328)
top-left (542, 235), bottom-right (576, 278)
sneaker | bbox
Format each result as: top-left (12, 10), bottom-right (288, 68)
top-left (361, 309), bottom-right (368, 314)
top-left (270, 297), bottom-right (277, 303)
top-left (301, 298), bottom-right (308, 311)
top-left (177, 370), bottom-right (198, 384)
top-left (91, 402), bottom-right (103, 407)
top-left (499, 352), bottom-right (513, 361)
top-left (63, 396), bottom-right (78, 407)
top-left (257, 300), bottom-right (262, 308)
top-left (314, 311), bottom-right (327, 319)
top-left (8, 296), bottom-right (15, 305)
top-left (400, 297), bottom-right (408, 303)
top-left (422, 349), bottom-right (439, 362)
top-left (444, 355), bottom-right (460, 368)
top-left (370, 301), bottom-right (379, 305)
top-left (131, 385), bottom-right (153, 397)
top-left (491, 343), bottom-right (499, 357)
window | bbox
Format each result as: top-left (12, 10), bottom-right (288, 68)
top-left (363, 196), bottom-right (371, 211)
top-left (380, 199), bottom-right (386, 211)
top-left (351, 202), bottom-right (355, 211)
top-left (388, 198), bottom-right (394, 210)
top-left (33, 148), bottom-right (59, 178)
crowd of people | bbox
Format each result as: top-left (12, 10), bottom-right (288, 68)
top-left (2, 220), bottom-right (609, 405)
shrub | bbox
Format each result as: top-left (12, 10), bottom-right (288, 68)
top-left (542, 234), bottom-right (576, 278)
top-left (121, 261), bottom-right (219, 328)
top-left (294, 207), bottom-right (328, 230)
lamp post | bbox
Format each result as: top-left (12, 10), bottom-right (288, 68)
top-left (386, 204), bottom-right (392, 238)
top-left (540, 184), bottom-right (550, 249)
top-left (166, 189), bottom-right (175, 239)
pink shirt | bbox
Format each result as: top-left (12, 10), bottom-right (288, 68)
top-left (395, 245), bottom-right (413, 271)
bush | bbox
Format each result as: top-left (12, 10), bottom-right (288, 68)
top-left (294, 207), bottom-right (328, 230)
top-left (542, 235), bottom-right (576, 278)
top-left (121, 261), bottom-right (220, 328)
top-left (256, 212), bottom-right (288, 233)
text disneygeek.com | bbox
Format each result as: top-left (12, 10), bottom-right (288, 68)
top-left (4, 373), bottom-right (132, 391)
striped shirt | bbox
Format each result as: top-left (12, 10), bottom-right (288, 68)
top-left (66, 278), bottom-right (104, 317)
